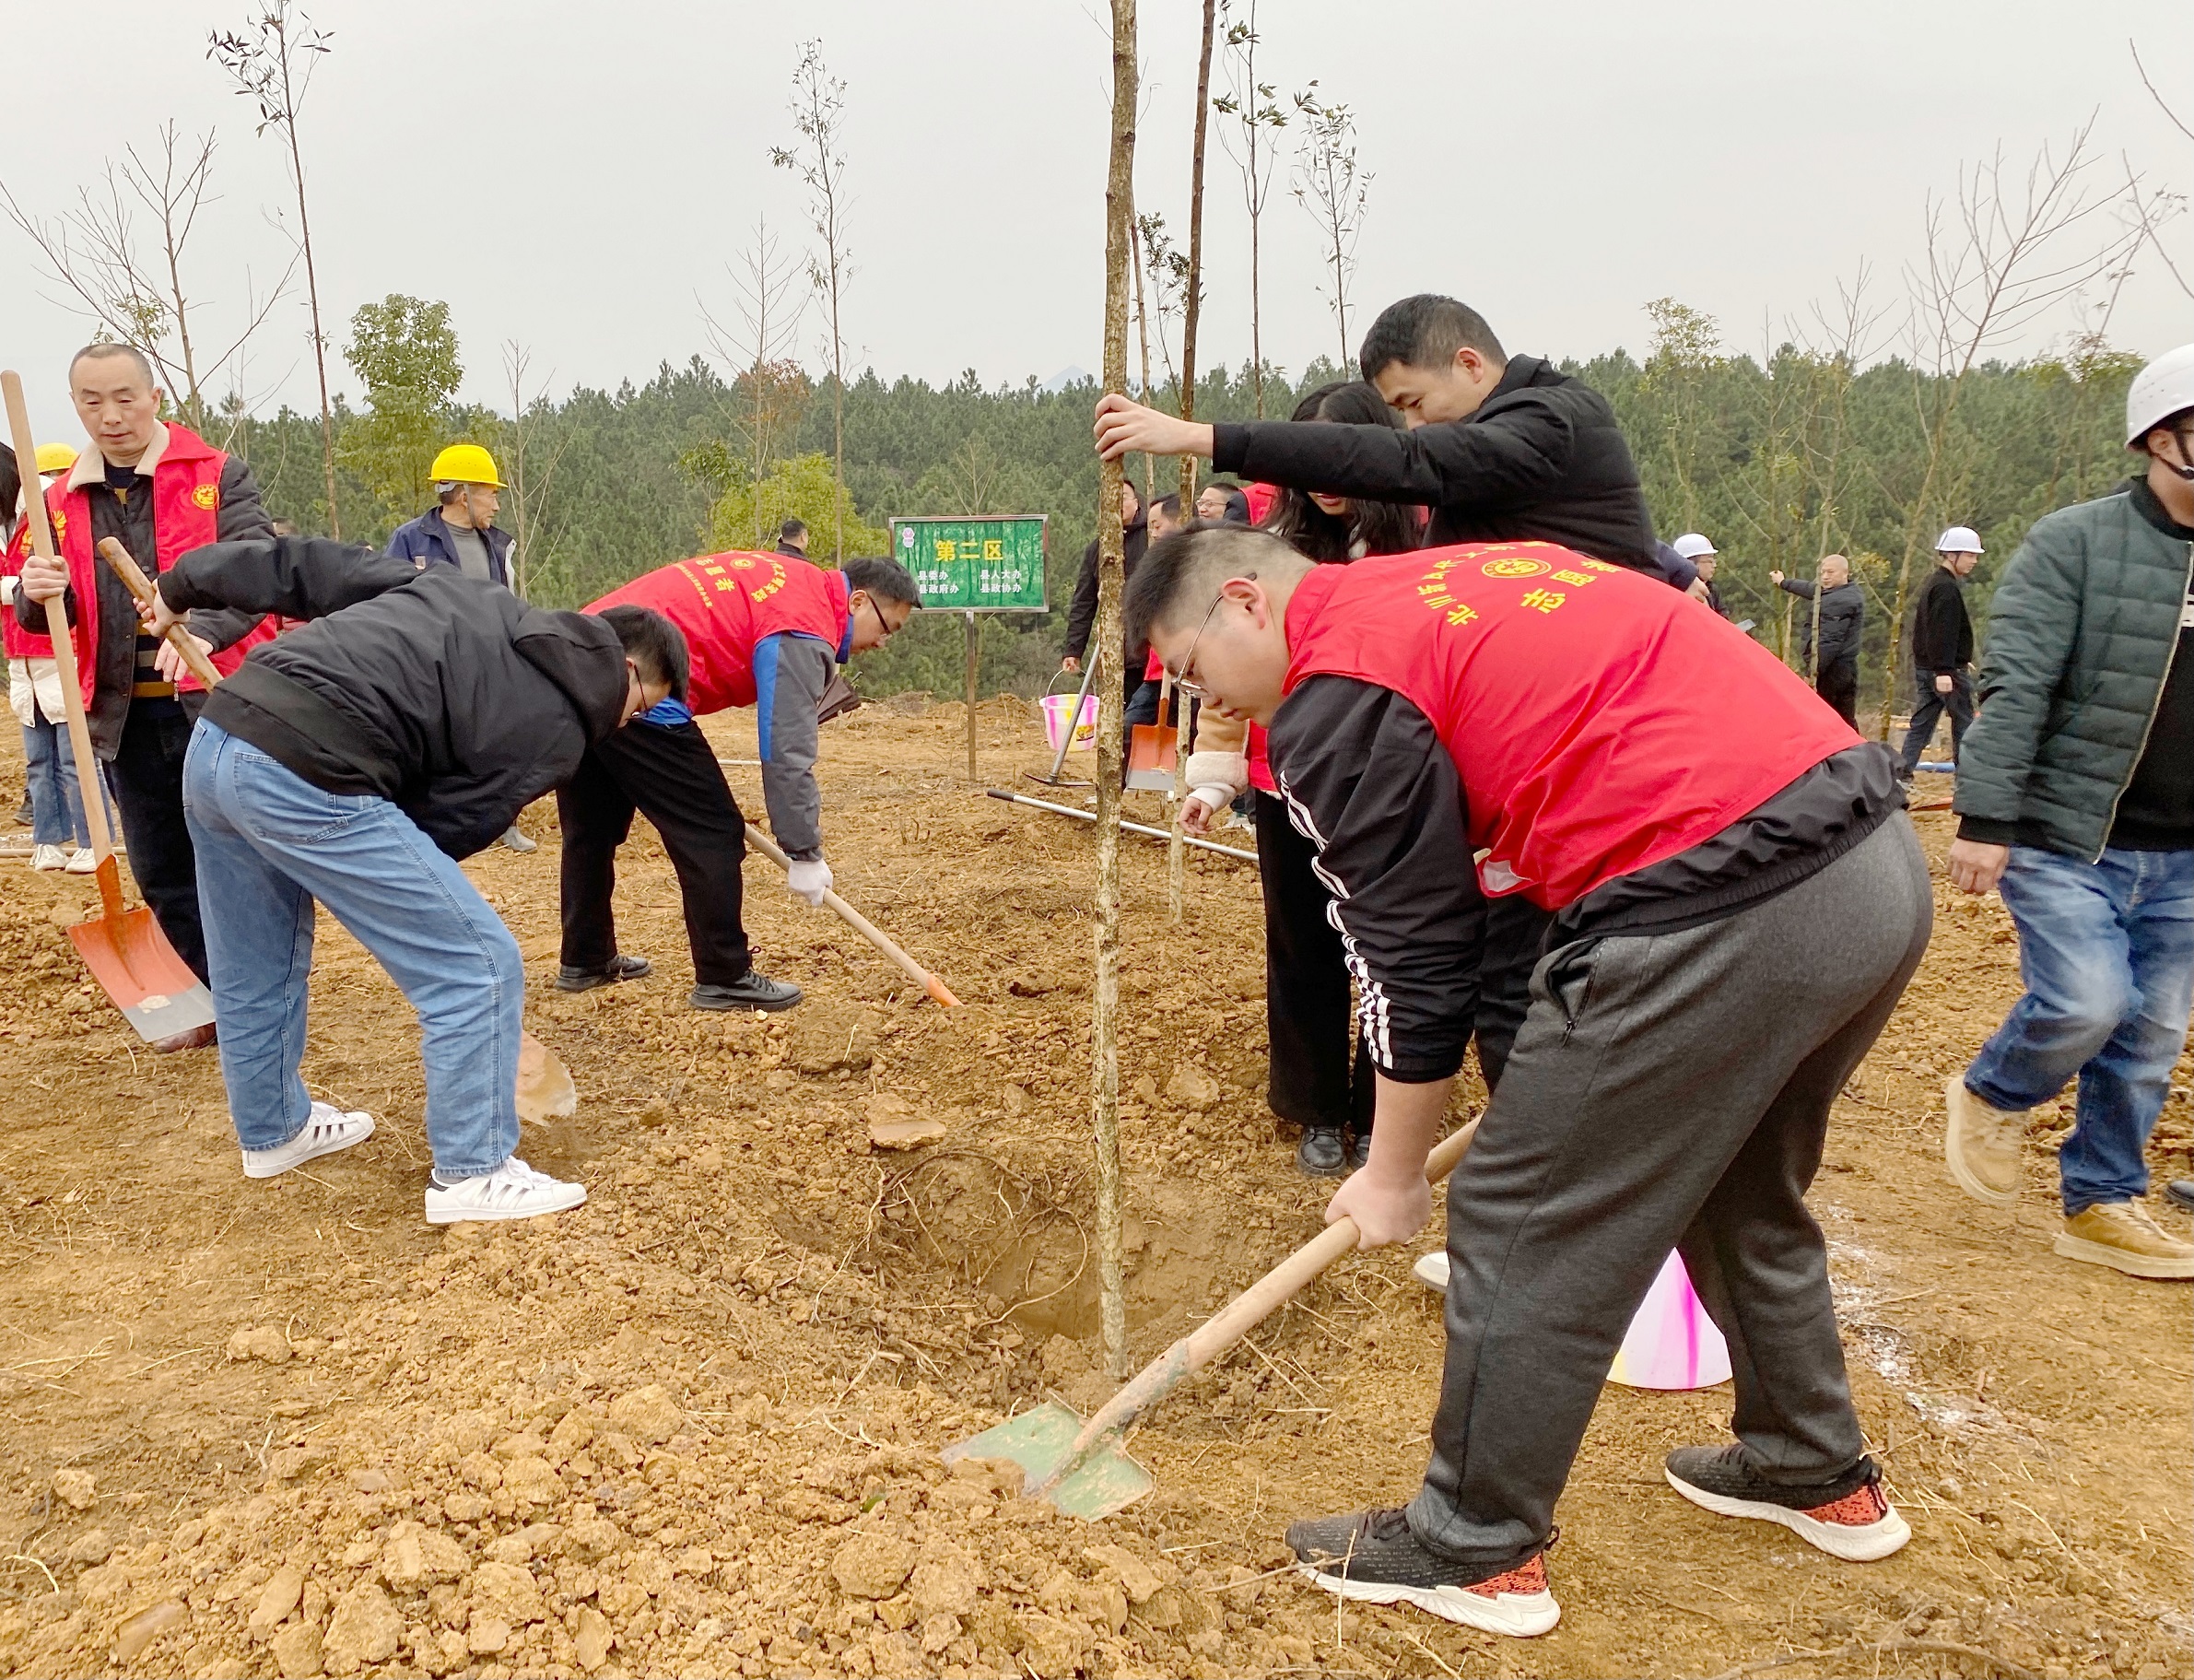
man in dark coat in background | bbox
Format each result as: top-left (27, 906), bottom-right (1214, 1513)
top-left (1899, 526), bottom-right (1982, 771)
top-left (1774, 553), bottom-right (1866, 727)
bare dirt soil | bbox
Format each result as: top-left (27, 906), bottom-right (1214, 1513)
top-left (0, 703), bottom-right (2188, 1680)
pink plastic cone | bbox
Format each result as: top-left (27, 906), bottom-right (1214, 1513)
top-left (1607, 1250), bottom-right (1731, 1391)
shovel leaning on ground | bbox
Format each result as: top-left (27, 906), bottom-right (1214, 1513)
top-left (944, 1115), bottom-right (1482, 1518)
top-left (741, 821), bottom-right (960, 1006)
top-left (93, 535), bottom-right (580, 1116)
top-left (1123, 668), bottom-right (1178, 793)
top-left (0, 372), bottom-right (216, 1043)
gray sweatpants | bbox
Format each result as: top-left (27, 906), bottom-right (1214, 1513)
top-left (1406, 815), bottom-right (1933, 1568)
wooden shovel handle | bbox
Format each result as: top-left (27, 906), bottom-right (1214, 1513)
top-left (0, 372), bottom-right (118, 870)
top-left (742, 820), bottom-right (960, 1006)
top-left (1038, 1116), bottom-right (1482, 1489)
top-left (96, 538), bottom-right (223, 689)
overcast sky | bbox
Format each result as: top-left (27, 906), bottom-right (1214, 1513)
top-left (2, 0), bottom-right (2188, 423)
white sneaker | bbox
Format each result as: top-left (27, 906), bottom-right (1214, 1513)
top-left (64, 847), bottom-right (96, 875)
top-left (30, 843), bottom-right (67, 871)
top-left (1413, 1250), bottom-right (1449, 1292)
top-left (241, 1101), bottom-right (376, 1180)
top-left (423, 1156), bottom-right (585, 1225)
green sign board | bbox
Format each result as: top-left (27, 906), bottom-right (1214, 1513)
top-left (892, 516), bottom-right (1049, 612)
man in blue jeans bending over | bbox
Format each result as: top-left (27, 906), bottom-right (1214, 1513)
top-left (1944, 343), bottom-right (2194, 1278)
top-left (147, 537), bottom-right (681, 1224)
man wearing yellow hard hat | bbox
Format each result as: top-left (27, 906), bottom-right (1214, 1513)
top-left (389, 443), bottom-right (514, 588)
top-left (388, 444), bottom-right (534, 851)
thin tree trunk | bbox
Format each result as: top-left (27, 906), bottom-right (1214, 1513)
top-left (1167, 0), bottom-right (1215, 930)
top-left (1092, 0), bottom-right (1138, 1382)
top-left (831, 271), bottom-right (845, 563)
top-left (1131, 212), bottom-right (1154, 506)
top-left (281, 55), bottom-right (339, 540)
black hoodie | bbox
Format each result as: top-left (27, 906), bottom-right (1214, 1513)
top-left (159, 537), bottom-right (633, 859)
top-left (1209, 355), bottom-right (1656, 570)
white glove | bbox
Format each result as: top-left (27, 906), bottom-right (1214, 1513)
top-left (786, 858), bottom-right (834, 907)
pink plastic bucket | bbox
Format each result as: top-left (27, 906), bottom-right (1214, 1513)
top-left (1040, 690), bottom-right (1098, 754)
top-left (1608, 1250), bottom-right (1732, 1391)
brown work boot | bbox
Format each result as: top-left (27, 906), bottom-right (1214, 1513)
top-left (1942, 1074), bottom-right (2024, 1205)
top-left (2055, 1201), bottom-right (2194, 1280)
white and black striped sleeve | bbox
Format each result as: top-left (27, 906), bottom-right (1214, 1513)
top-left (1268, 676), bottom-right (1485, 1084)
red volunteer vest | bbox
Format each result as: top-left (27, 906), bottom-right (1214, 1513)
top-left (4, 424), bottom-right (274, 700)
top-left (1279, 541), bottom-right (1860, 910)
top-left (586, 551), bottom-right (851, 716)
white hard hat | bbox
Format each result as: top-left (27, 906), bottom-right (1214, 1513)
top-left (1671, 532), bottom-right (1716, 559)
top-left (1934, 525), bottom-right (1983, 555)
top-left (2126, 344), bottom-right (2194, 445)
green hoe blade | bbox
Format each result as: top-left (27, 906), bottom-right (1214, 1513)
top-left (942, 1401), bottom-right (1154, 1520)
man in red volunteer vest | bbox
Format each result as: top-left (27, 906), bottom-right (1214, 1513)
top-left (557, 550), bottom-right (920, 1011)
top-left (1125, 526), bottom-right (1931, 1637)
top-left (13, 344), bottom-right (275, 1051)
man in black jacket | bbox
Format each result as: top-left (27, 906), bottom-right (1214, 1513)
top-left (1092, 293), bottom-right (1656, 570)
top-left (1059, 477), bottom-right (1151, 724)
top-left (148, 538), bottom-right (681, 1225)
top-left (1773, 554), bottom-right (1866, 727)
top-left (1899, 526), bottom-right (1981, 771)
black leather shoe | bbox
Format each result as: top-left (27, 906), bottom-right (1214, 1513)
top-left (691, 972), bottom-right (804, 1012)
top-left (556, 954), bottom-right (652, 993)
top-left (1296, 1127), bottom-right (1347, 1177)
top-left (2165, 1180), bottom-right (2194, 1214)
top-left (1347, 1132), bottom-right (1372, 1172)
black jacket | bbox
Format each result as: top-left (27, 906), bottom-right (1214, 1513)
top-left (1062, 515), bottom-right (1150, 667)
top-left (1908, 565), bottom-right (1974, 676)
top-left (1209, 356), bottom-right (1656, 569)
top-left (1779, 578), bottom-right (1864, 678)
top-left (159, 538), bottom-right (633, 859)
top-left (16, 452), bottom-right (273, 757)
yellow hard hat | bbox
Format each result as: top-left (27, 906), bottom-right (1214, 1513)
top-left (428, 442), bottom-right (504, 488)
top-left (34, 442), bottom-right (77, 476)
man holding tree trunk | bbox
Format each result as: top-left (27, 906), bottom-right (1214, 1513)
top-left (1122, 524), bottom-right (1927, 1636)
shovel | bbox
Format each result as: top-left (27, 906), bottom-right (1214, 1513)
top-left (95, 532), bottom-right (581, 1110)
top-left (944, 1115), bottom-right (1480, 1518)
top-left (742, 821), bottom-right (960, 1006)
top-left (1123, 668), bottom-right (1178, 793)
top-left (1, 372), bottom-right (215, 1043)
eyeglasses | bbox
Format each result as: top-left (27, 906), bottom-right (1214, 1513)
top-left (1173, 571), bottom-right (1253, 699)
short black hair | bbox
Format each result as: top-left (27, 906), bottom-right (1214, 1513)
top-left (0, 444), bottom-right (18, 529)
top-left (844, 555), bottom-right (922, 608)
top-left (70, 341), bottom-right (158, 389)
top-left (1358, 295), bottom-right (1506, 382)
top-left (1152, 492), bottom-right (1182, 518)
top-left (780, 517), bottom-right (809, 543)
top-left (598, 604), bottom-right (690, 702)
top-left (1123, 524), bottom-right (1303, 652)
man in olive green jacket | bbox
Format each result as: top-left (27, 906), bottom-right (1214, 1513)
top-left (1943, 345), bottom-right (2194, 1279)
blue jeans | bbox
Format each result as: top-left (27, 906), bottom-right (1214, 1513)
top-left (22, 708), bottom-right (91, 848)
top-left (1965, 845), bottom-right (2194, 1215)
top-left (182, 722), bottom-right (522, 1177)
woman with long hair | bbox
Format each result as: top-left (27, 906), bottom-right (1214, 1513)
top-left (1179, 380), bottom-right (1421, 1175)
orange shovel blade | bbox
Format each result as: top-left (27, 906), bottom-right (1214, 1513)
top-left (1123, 723), bottom-right (1178, 792)
top-left (67, 905), bottom-right (216, 1041)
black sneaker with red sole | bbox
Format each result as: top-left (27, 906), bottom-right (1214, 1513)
top-left (1285, 1507), bottom-right (1560, 1637)
top-left (1664, 1445), bottom-right (1909, 1561)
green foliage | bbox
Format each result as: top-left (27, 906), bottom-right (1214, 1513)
top-left (698, 451), bottom-right (886, 557)
top-left (337, 294), bottom-right (462, 525)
